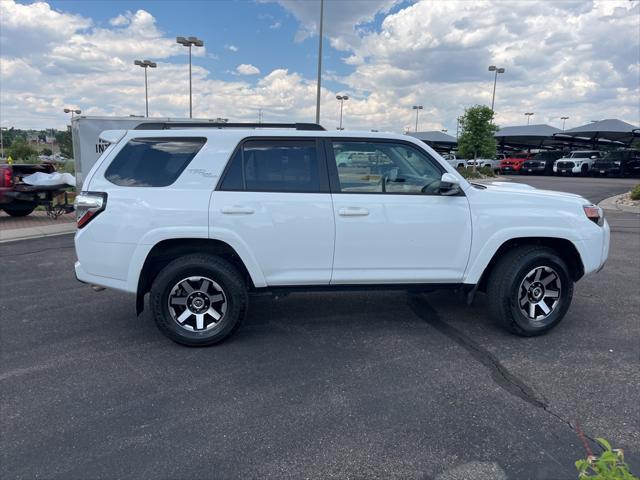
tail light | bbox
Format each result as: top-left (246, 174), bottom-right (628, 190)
top-left (1, 167), bottom-right (11, 187)
top-left (74, 192), bottom-right (107, 229)
top-left (583, 204), bottom-right (604, 226)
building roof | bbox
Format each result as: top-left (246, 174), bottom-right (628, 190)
top-left (407, 130), bottom-right (458, 144)
top-left (556, 119), bottom-right (639, 144)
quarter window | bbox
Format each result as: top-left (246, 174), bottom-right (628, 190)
top-left (332, 141), bottom-right (443, 194)
top-left (105, 137), bottom-right (205, 187)
top-left (220, 140), bottom-right (321, 192)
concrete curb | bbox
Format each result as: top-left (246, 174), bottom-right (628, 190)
top-left (0, 223), bottom-right (76, 243)
top-left (598, 193), bottom-right (640, 214)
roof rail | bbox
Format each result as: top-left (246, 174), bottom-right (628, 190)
top-left (134, 122), bottom-right (325, 131)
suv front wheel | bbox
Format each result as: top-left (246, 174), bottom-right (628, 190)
top-left (150, 254), bottom-right (248, 346)
top-left (487, 246), bottom-right (574, 336)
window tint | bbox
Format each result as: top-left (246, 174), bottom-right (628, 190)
top-left (219, 148), bottom-right (243, 190)
top-left (240, 140), bottom-right (320, 192)
top-left (332, 141), bottom-right (442, 194)
top-left (105, 137), bottom-right (205, 187)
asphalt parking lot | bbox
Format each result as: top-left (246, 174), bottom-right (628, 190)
top-left (1, 176), bottom-right (638, 479)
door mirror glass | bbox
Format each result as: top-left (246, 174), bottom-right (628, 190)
top-left (439, 172), bottom-right (461, 196)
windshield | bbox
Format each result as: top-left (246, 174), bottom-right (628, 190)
top-left (602, 151), bottom-right (625, 161)
top-left (569, 151), bottom-right (597, 159)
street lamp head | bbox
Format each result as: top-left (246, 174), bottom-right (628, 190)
top-left (63, 108), bottom-right (70, 113)
top-left (336, 95), bottom-right (349, 101)
top-left (176, 36), bottom-right (188, 45)
top-left (134, 60), bottom-right (144, 67)
top-left (497, 68), bottom-right (505, 74)
top-left (561, 116), bottom-right (569, 120)
top-left (177, 36), bottom-right (204, 47)
top-left (75, 109), bottom-right (81, 114)
top-left (525, 112), bottom-right (534, 115)
top-left (488, 65), bottom-right (496, 71)
top-left (412, 105), bottom-right (423, 110)
top-left (145, 60), bottom-right (157, 68)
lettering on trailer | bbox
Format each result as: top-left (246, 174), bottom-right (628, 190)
top-left (95, 139), bottom-right (110, 154)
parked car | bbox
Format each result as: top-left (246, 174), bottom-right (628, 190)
top-left (442, 153), bottom-right (467, 169)
top-left (553, 151), bottom-right (602, 176)
top-left (499, 152), bottom-right (534, 174)
top-left (466, 155), bottom-right (503, 171)
top-left (74, 122), bottom-right (609, 346)
top-left (0, 163), bottom-right (73, 217)
top-left (591, 149), bottom-right (640, 177)
top-left (520, 151), bottom-right (565, 175)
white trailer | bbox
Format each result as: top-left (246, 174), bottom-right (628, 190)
top-left (71, 116), bottom-right (221, 189)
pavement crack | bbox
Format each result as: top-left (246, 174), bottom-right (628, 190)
top-left (408, 294), bottom-right (601, 450)
top-left (408, 293), bottom-right (548, 409)
top-left (0, 245), bottom-right (74, 257)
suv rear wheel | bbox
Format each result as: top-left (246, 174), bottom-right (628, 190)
top-left (487, 246), bottom-right (573, 336)
top-left (150, 254), bottom-right (248, 346)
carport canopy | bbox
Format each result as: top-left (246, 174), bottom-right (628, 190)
top-left (407, 130), bottom-right (458, 152)
top-left (494, 124), bottom-right (562, 150)
top-left (554, 118), bottom-right (639, 146)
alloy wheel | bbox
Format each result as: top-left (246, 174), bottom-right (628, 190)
top-left (518, 266), bottom-right (562, 323)
top-left (168, 276), bottom-right (227, 331)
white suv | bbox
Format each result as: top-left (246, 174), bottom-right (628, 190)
top-left (74, 123), bottom-right (609, 346)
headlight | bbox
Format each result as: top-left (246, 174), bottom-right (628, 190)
top-left (614, 161), bottom-right (621, 165)
top-left (583, 204), bottom-right (605, 226)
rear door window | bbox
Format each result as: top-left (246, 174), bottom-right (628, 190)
top-left (219, 139), bottom-right (324, 192)
top-left (105, 137), bottom-right (206, 187)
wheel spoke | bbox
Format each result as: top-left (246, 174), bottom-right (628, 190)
top-left (522, 279), bottom-right (531, 291)
top-left (170, 296), bottom-right (188, 306)
top-left (539, 300), bottom-right (551, 315)
top-left (195, 314), bottom-right (204, 330)
top-left (541, 273), bottom-right (556, 286)
top-left (529, 303), bottom-right (536, 318)
top-left (209, 293), bottom-right (224, 303)
top-left (545, 289), bottom-right (560, 299)
top-left (206, 307), bottom-right (221, 321)
top-left (177, 309), bottom-right (191, 324)
top-left (182, 281), bottom-right (195, 294)
top-left (200, 279), bottom-right (211, 293)
top-left (520, 295), bottom-right (529, 307)
top-left (534, 268), bottom-right (543, 282)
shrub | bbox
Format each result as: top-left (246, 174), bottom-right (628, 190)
top-left (575, 438), bottom-right (638, 479)
top-left (456, 166), bottom-right (496, 180)
top-left (630, 184), bottom-right (640, 201)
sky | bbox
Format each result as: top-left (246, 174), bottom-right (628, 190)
top-left (0, 0), bottom-right (638, 132)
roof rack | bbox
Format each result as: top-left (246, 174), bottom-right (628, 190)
top-left (134, 122), bottom-right (325, 131)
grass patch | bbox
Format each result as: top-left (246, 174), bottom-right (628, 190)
top-left (630, 184), bottom-right (640, 201)
top-left (456, 166), bottom-right (496, 179)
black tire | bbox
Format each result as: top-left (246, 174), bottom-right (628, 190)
top-left (487, 245), bottom-right (574, 336)
top-left (150, 254), bottom-right (248, 346)
top-left (581, 164), bottom-right (589, 176)
top-left (3, 206), bottom-right (36, 217)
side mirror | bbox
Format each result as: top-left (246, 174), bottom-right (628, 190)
top-left (439, 172), bottom-right (462, 196)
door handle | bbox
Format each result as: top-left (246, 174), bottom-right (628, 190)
top-left (221, 206), bottom-right (254, 215)
top-left (338, 207), bottom-right (369, 216)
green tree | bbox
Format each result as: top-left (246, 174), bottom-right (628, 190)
top-left (55, 127), bottom-right (73, 159)
top-left (41, 147), bottom-right (53, 156)
top-left (457, 105), bottom-right (499, 168)
top-left (7, 137), bottom-right (37, 162)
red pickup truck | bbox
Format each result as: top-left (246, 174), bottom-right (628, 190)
top-left (0, 163), bottom-right (73, 217)
top-left (499, 152), bottom-right (534, 173)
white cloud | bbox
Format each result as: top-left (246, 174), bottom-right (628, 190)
top-left (0, 0), bottom-right (637, 134)
top-left (236, 64), bottom-right (261, 75)
top-left (269, 21), bottom-right (282, 29)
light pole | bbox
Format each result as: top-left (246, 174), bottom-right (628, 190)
top-left (525, 112), bottom-right (534, 125)
top-left (134, 60), bottom-right (157, 117)
top-left (561, 116), bottom-right (569, 131)
top-left (63, 108), bottom-right (81, 118)
top-left (176, 36), bottom-right (204, 118)
top-left (336, 95), bottom-right (349, 130)
top-left (0, 127), bottom-right (7, 159)
top-left (488, 65), bottom-right (505, 112)
top-left (412, 105), bottom-right (423, 132)
top-left (315, 0), bottom-right (324, 124)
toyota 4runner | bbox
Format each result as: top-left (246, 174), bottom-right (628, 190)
top-left (74, 123), bottom-right (610, 346)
